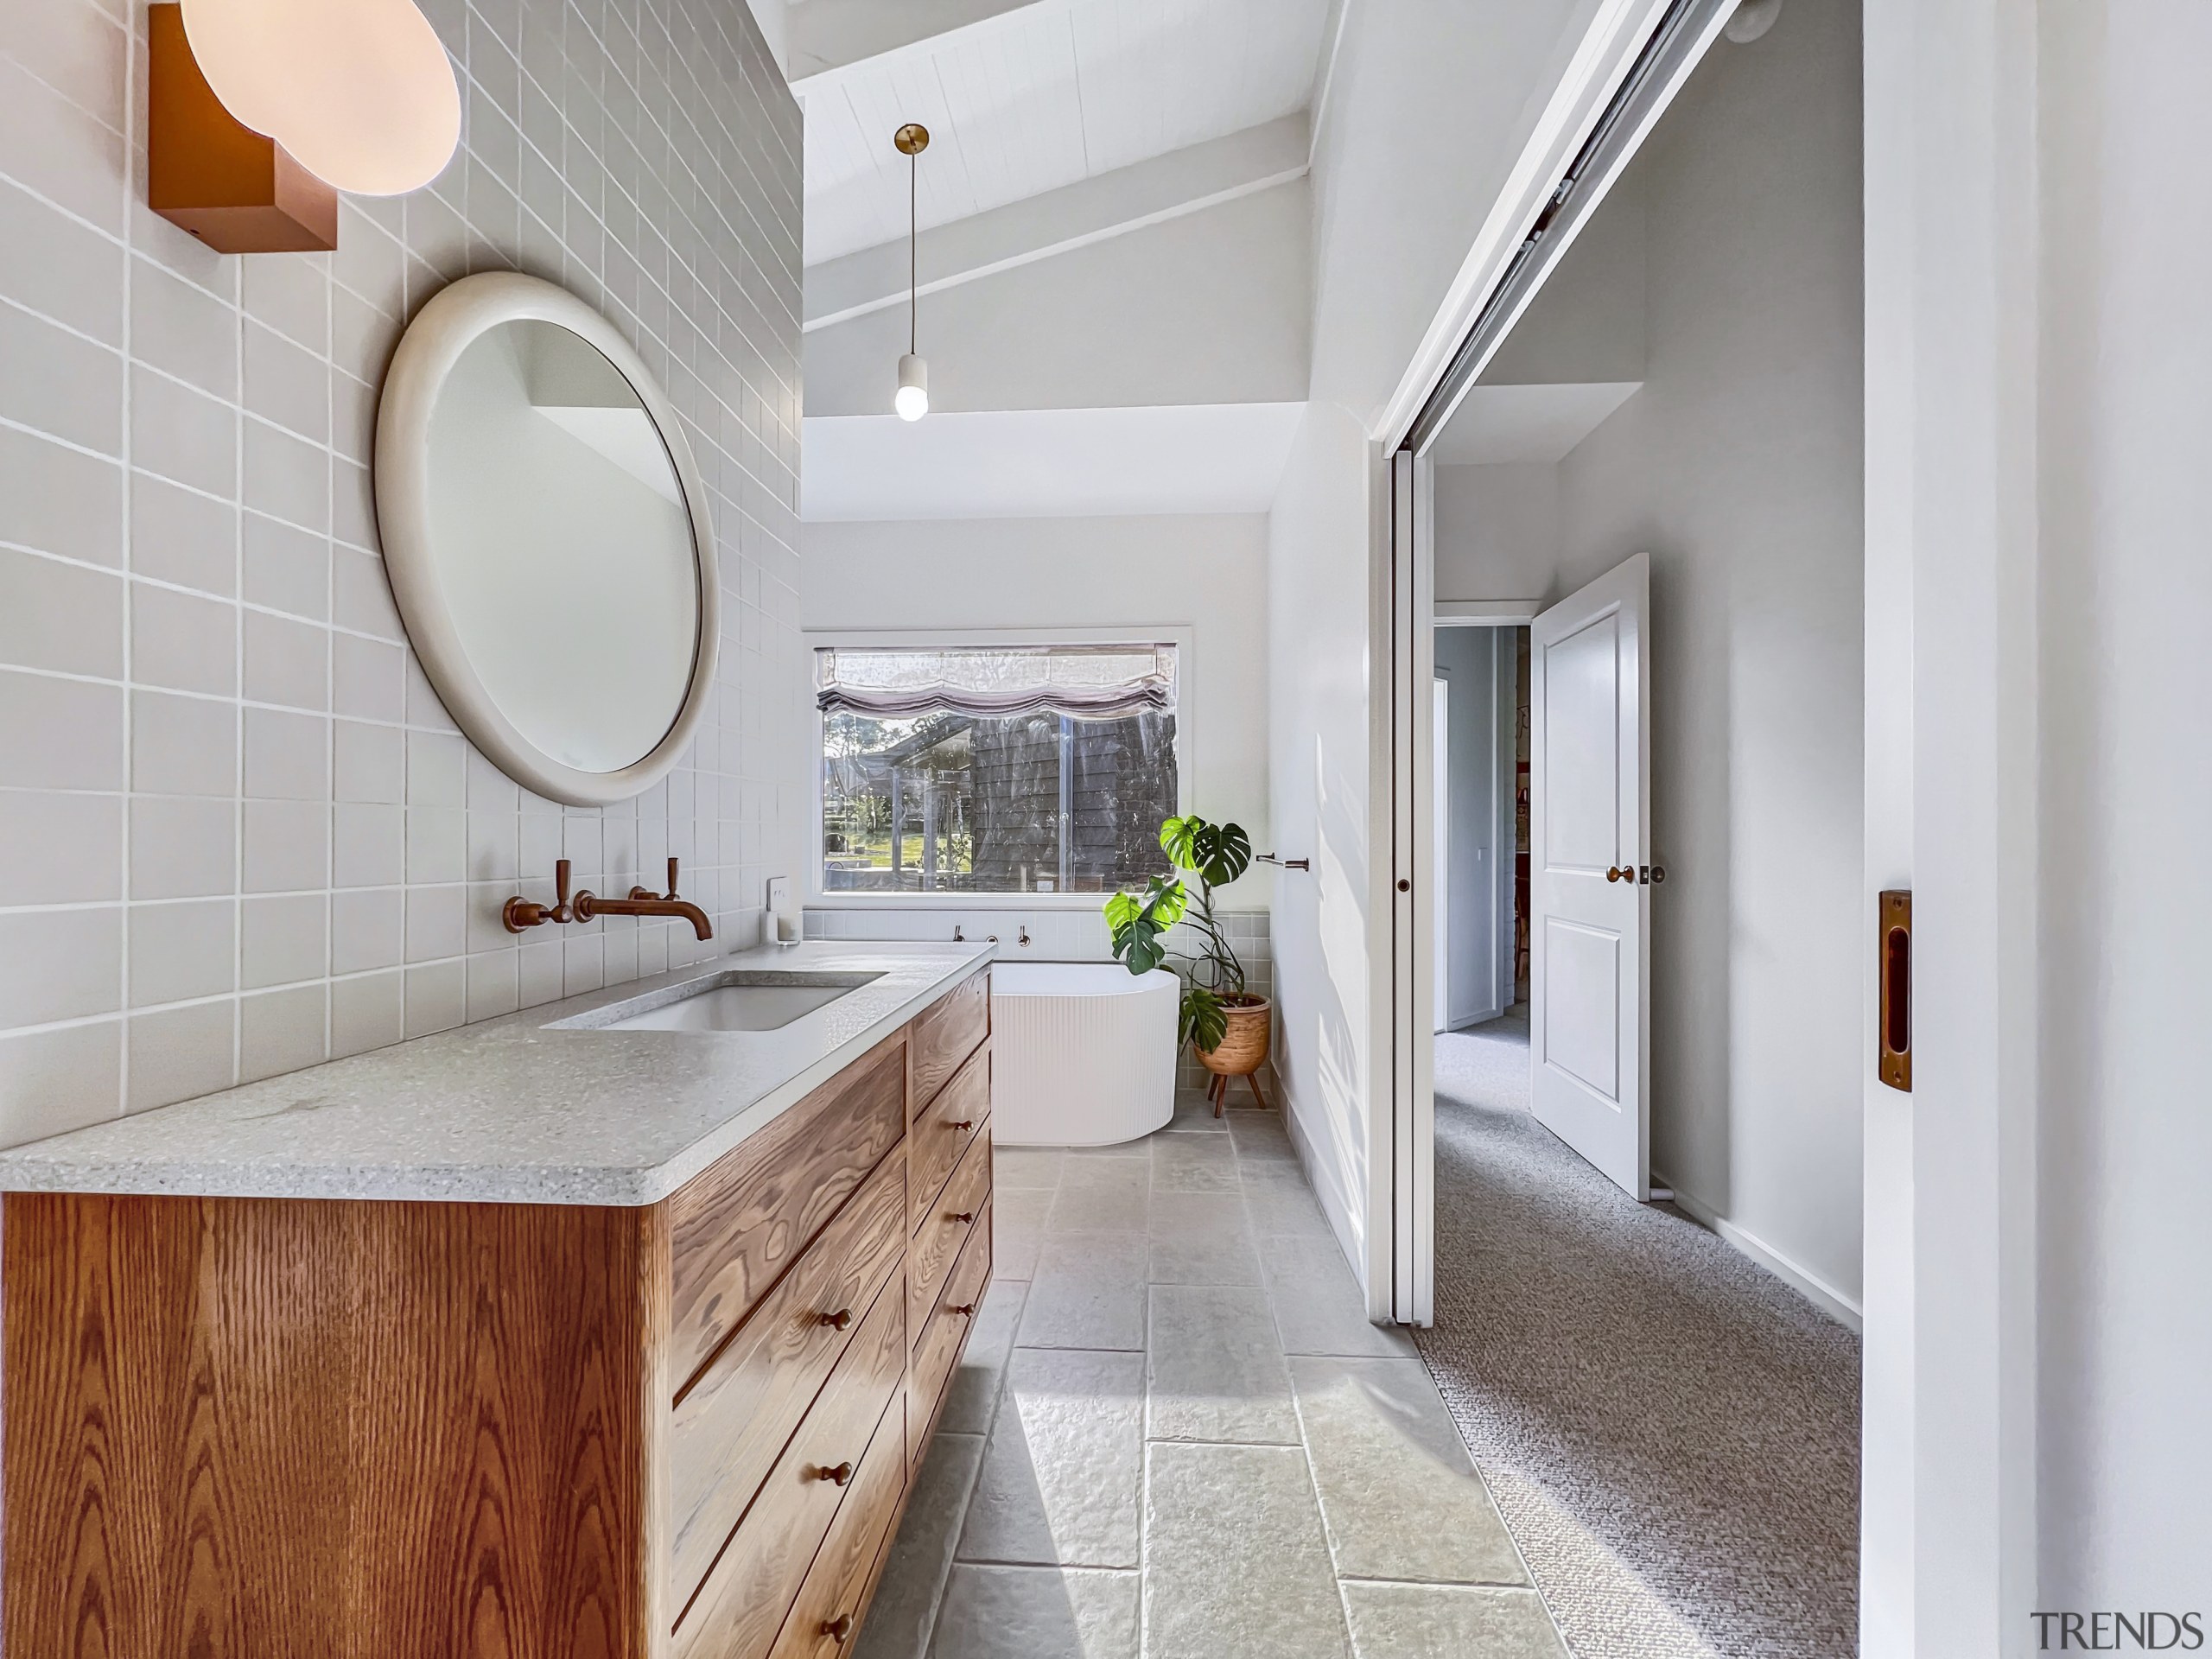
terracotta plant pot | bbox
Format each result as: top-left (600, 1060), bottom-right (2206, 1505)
top-left (1197, 995), bottom-right (1271, 1115)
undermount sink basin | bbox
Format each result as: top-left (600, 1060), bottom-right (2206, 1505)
top-left (581, 973), bottom-right (881, 1033)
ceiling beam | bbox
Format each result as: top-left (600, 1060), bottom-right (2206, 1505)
top-left (804, 115), bottom-right (1310, 331)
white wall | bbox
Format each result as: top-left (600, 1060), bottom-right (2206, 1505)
top-left (1424, 0), bottom-right (1866, 1316)
top-left (2035, 0), bottom-right (2212, 1611)
top-left (800, 514), bottom-right (1273, 866)
top-left (0, 0), bottom-right (804, 1143)
top-left (804, 181), bottom-right (1311, 416)
top-left (1265, 404), bottom-right (1379, 1266)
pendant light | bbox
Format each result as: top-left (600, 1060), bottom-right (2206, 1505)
top-left (893, 123), bottom-right (931, 422)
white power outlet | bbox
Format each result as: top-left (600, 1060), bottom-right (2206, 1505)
top-left (766, 875), bottom-right (791, 917)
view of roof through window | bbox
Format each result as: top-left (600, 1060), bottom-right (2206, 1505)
top-left (817, 645), bottom-right (1179, 895)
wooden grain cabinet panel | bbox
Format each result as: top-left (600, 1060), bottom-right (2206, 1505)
top-left (909, 1041), bottom-right (988, 1239)
top-left (673, 1268), bottom-right (907, 1659)
top-left (908, 969), bottom-right (988, 1116)
top-left (766, 1390), bottom-right (904, 1659)
top-left (2, 1192), bottom-right (667, 1659)
top-left (669, 1144), bottom-right (906, 1610)
top-left (671, 1034), bottom-right (907, 1389)
top-left (909, 1197), bottom-right (994, 1466)
top-left (908, 1125), bottom-right (991, 1342)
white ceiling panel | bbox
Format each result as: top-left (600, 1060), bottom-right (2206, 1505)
top-left (799, 0), bottom-right (1330, 264)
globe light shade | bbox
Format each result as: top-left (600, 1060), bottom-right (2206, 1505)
top-left (180, 0), bottom-right (461, 196)
top-left (894, 353), bottom-right (930, 422)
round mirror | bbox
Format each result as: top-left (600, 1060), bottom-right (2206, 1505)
top-left (373, 272), bottom-right (718, 805)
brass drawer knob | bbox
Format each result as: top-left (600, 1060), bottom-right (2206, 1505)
top-left (947, 1301), bottom-right (977, 1319)
top-left (950, 1211), bottom-right (975, 1224)
top-left (950, 1119), bottom-right (975, 1132)
top-left (822, 1613), bottom-right (854, 1643)
top-left (813, 1460), bottom-right (854, 1486)
top-left (820, 1308), bottom-right (853, 1331)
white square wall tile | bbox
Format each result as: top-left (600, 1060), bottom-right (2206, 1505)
top-left (243, 799), bottom-right (328, 893)
top-left (131, 690), bottom-right (238, 798)
top-left (243, 707), bottom-right (328, 801)
top-left (128, 897), bottom-right (237, 1007)
top-left (0, 1019), bottom-right (122, 1143)
top-left (242, 893), bottom-right (327, 989)
top-left (330, 969), bottom-right (403, 1058)
top-left (126, 997), bottom-right (237, 1113)
top-left (0, 668), bottom-right (124, 791)
top-left (0, 788), bottom-right (122, 906)
top-left (240, 983), bottom-right (327, 1083)
top-left (331, 887), bottom-right (404, 975)
top-left (0, 906), bottom-right (122, 1027)
top-left (129, 795), bottom-right (237, 900)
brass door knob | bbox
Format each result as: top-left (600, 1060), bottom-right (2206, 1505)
top-left (814, 1460), bottom-right (854, 1486)
top-left (820, 1308), bottom-right (852, 1331)
top-left (1607, 866), bottom-right (1632, 883)
top-left (822, 1613), bottom-right (855, 1643)
top-left (1649, 865), bottom-right (1667, 883)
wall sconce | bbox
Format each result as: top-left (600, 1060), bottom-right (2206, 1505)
top-left (149, 0), bottom-right (461, 255)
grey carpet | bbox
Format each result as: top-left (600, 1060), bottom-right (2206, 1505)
top-left (1414, 1014), bottom-right (1859, 1659)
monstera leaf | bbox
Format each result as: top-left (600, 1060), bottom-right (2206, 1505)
top-left (1160, 816), bottom-right (1252, 888)
top-left (1104, 876), bottom-right (1187, 976)
top-left (1180, 985), bottom-right (1229, 1053)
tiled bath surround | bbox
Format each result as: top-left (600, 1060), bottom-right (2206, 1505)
top-left (0, 0), bottom-right (804, 1143)
top-left (807, 906), bottom-right (1275, 1093)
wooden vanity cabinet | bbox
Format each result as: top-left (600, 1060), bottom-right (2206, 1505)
top-left (0, 967), bottom-right (994, 1659)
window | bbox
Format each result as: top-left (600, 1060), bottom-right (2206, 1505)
top-left (817, 643), bottom-right (1180, 896)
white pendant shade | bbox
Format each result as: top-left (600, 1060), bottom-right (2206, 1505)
top-left (895, 353), bottom-right (930, 422)
top-left (181, 0), bottom-right (461, 196)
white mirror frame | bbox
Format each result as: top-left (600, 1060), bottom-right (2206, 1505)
top-left (373, 270), bottom-right (721, 807)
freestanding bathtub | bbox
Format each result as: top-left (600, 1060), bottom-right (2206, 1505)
top-left (990, 963), bottom-right (1179, 1146)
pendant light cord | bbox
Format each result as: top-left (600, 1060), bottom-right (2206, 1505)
top-left (909, 150), bottom-right (918, 354)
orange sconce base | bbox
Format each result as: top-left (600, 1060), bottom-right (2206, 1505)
top-left (148, 3), bottom-right (337, 253)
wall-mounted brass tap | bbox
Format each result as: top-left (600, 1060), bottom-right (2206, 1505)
top-left (503, 856), bottom-right (713, 941)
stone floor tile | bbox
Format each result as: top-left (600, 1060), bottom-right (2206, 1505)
top-left (995, 1146), bottom-right (1069, 1191)
top-left (1167, 1093), bottom-right (1230, 1132)
top-left (1146, 1284), bottom-right (1301, 1445)
top-left (1262, 1236), bottom-right (1418, 1359)
top-left (926, 1565), bottom-right (1141, 1659)
top-left (995, 1187), bottom-right (1053, 1280)
top-left (958, 1348), bottom-right (1146, 1570)
top-left (1289, 1357), bottom-right (1527, 1585)
top-left (941, 1276), bottom-right (1029, 1435)
top-left (1225, 1109), bottom-right (1300, 1163)
top-left (1141, 1441), bottom-right (1351, 1659)
top-left (1242, 1162), bottom-right (1337, 1239)
top-left (1050, 1156), bottom-right (1152, 1231)
top-left (1149, 1131), bottom-right (1240, 1194)
top-left (1147, 1192), bottom-right (1264, 1287)
top-left (852, 1431), bottom-right (987, 1659)
top-left (1338, 1583), bottom-right (1568, 1659)
top-left (1020, 1230), bottom-right (1148, 1350)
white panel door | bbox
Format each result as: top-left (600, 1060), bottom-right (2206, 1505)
top-left (1529, 553), bottom-right (1650, 1198)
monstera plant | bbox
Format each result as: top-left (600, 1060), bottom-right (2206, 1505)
top-left (1103, 814), bottom-right (1255, 1055)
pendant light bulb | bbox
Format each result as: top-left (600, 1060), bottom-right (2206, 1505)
top-left (895, 353), bottom-right (930, 422)
top-left (892, 122), bottom-right (931, 421)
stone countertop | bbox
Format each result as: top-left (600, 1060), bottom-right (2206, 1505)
top-left (0, 942), bottom-right (995, 1206)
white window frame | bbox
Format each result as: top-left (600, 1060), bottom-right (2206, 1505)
top-left (805, 625), bottom-right (1198, 911)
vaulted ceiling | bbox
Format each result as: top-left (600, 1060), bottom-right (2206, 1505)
top-left (792, 0), bottom-right (1332, 264)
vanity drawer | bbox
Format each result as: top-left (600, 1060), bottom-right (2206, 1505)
top-left (673, 1267), bottom-right (907, 1659)
top-left (766, 1389), bottom-right (905, 1659)
top-left (909, 1195), bottom-right (993, 1464)
top-left (909, 1123), bottom-right (991, 1340)
top-left (670, 1034), bottom-right (907, 1388)
top-left (669, 1144), bottom-right (906, 1611)
top-left (909, 1041), bottom-right (988, 1239)
top-left (910, 969), bottom-right (989, 1115)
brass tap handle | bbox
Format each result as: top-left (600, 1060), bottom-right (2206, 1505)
top-left (821, 1308), bottom-right (853, 1331)
top-left (631, 856), bottom-right (682, 903)
top-left (822, 1614), bottom-right (855, 1643)
top-left (504, 858), bottom-right (575, 932)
